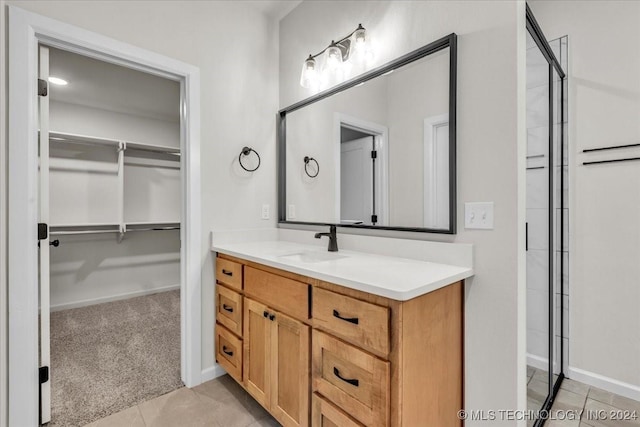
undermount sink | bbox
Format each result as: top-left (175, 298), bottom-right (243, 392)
top-left (277, 251), bottom-right (347, 263)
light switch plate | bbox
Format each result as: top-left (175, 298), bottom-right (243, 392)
top-left (465, 202), bottom-right (494, 230)
top-left (261, 204), bottom-right (270, 220)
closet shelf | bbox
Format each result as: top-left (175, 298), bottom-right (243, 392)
top-left (49, 131), bottom-right (180, 156)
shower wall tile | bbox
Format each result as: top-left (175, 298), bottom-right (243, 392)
top-left (527, 167), bottom-right (549, 209)
top-left (528, 249), bottom-right (550, 293)
top-left (527, 84), bottom-right (550, 128)
top-left (527, 208), bottom-right (550, 251)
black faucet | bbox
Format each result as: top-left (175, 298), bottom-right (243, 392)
top-left (315, 225), bottom-right (338, 252)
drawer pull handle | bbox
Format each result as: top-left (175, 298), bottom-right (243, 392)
top-left (333, 309), bottom-right (359, 325)
top-left (222, 269), bottom-right (233, 276)
top-left (222, 304), bottom-right (233, 313)
top-left (333, 367), bottom-right (359, 387)
top-left (222, 346), bottom-right (234, 357)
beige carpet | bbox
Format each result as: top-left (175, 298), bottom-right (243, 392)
top-left (49, 290), bottom-right (183, 426)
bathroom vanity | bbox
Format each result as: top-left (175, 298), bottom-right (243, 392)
top-left (212, 240), bottom-right (472, 427)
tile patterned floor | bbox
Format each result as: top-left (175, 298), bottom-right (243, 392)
top-left (528, 366), bottom-right (640, 427)
top-left (87, 368), bottom-right (638, 427)
top-left (84, 375), bottom-right (280, 427)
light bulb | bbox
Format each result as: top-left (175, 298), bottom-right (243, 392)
top-left (354, 24), bottom-right (366, 49)
top-left (325, 42), bottom-right (343, 70)
top-left (299, 55), bottom-right (318, 89)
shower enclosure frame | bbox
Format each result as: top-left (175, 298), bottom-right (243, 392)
top-left (526, 4), bottom-right (567, 426)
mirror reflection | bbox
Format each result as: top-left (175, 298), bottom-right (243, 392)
top-left (285, 47), bottom-right (452, 231)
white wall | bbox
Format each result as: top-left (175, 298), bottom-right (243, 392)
top-left (529, 0), bottom-right (640, 397)
top-left (51, 100), bottom-right (179, 148)
top-left (1, 0), bottom-right (279, 402)
top-left (280, 1), bottom-right (528, 424)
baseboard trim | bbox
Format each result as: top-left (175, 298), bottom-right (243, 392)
top-left (527, 353), bottom-right (548, 372)
top-left (200, 365), bottom-right (227, 383)
top-left (568, 366), bottom-right (640, 402)
top-left (50, 284), bottom-right (180, 312)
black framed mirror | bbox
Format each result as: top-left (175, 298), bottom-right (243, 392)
top-left (278, 33), bottom-right (457, 234)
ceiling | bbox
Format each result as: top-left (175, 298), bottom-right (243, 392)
top-left (49, 47), bottom-right (180, 122)
top-left (247, 0), bottom-right (302, 20)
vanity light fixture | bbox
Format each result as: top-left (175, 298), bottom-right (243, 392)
top-left (299, 24), bottom-right (369, 89)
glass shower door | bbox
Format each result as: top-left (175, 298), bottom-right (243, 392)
top-left (526, 5), bottom-right (568, 425)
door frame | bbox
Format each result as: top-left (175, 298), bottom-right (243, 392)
top-left (333, 113), bottom-right (389, 226)
top-left (423, 113), bottom-right (449, 229)
top-left (8, 6), bottom-right (202, 425)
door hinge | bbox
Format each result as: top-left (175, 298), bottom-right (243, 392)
top-left (38, 79), bottom-right (48, 97)
top-left (371, 150), bottom-right (377, 159)
top-left (371, 214), bottom-right (378, 224)
top-left (38, 223), bottom-right (48, 240)
top-left (39, 366), bottom-right (49, 384)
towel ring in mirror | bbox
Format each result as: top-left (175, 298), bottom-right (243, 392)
top-left (304, 156), bottom-right (319, 178)
top-left (239, 146), bottom-right (260, 172)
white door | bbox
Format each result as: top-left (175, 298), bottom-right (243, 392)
top-left (423, 116), bottom-right (450, 229)
top-left (38, 44), bottom-right (52, 424)
top-left (340, 136), bottom-right (374, 225)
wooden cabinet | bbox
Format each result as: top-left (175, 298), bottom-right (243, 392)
top-left (243, 298), bottom-right (271, 408)
top-left (215, 323), bottom-right (242, 382)
top-left (312, 394), bottom-right (364, 427)
top-left (312, 331), bottom-right (389, 427)
top-left (270, 307), bottom-right (310, 427)
top-left (216, 285), bottom-right (243, 336)
top-left (214, 253), bottom-right (463, 427)
top-left (313, 287), bottom-right (389, 357)
top-left (216, 257), bottom-right (243, 290)
top-left (244, 297), bottom-right (310, 427)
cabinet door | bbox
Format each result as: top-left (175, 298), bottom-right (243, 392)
top-left (270, 309), bottom-right (310, 427)
top-left (244, 297), bottom-right (271, 408)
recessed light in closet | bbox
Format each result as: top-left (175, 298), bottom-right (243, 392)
top-left (48, 76), bottom-right (68, 86)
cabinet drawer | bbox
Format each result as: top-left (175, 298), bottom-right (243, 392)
top-left (215, 323), bottom-right (242, 382)
top-left (312, 331), bottom-right (389, 427)
top-left (245, 266), bottom-right (310, 321)
top-left (216, 257), bottom-right (243, 290)
top-left (312, 393), bottom-right (363, 427)
top-left (313, 287), bottom-right (389, 357)
top-left (216, 285), bottom-right (242, 336)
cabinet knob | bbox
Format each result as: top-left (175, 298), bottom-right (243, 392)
top-left (269, 314), bottom-right (275, 321)
top-left (263, 311), bottom-right (269, 318)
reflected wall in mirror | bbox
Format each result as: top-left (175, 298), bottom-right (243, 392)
top-left (279, 34), bottom-right (456, 233)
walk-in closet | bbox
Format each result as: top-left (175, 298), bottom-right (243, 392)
top-left (38, 46), bottom-right (183, 426)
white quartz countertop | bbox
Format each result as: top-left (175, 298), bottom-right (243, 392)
top-left (212, 240), bottom-right (473, 301)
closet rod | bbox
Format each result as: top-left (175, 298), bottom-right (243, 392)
top-left (50, 229), bottom-right (119, 236)
top-left (126, 226), bottom-right (180, 232)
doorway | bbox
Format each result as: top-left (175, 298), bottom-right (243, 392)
top-left (38, 44), bottom-right (183, 425)
top-left (336, 114), bottom-right (389, 226)
top-left (8, 7), bottom-right (202, 426)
